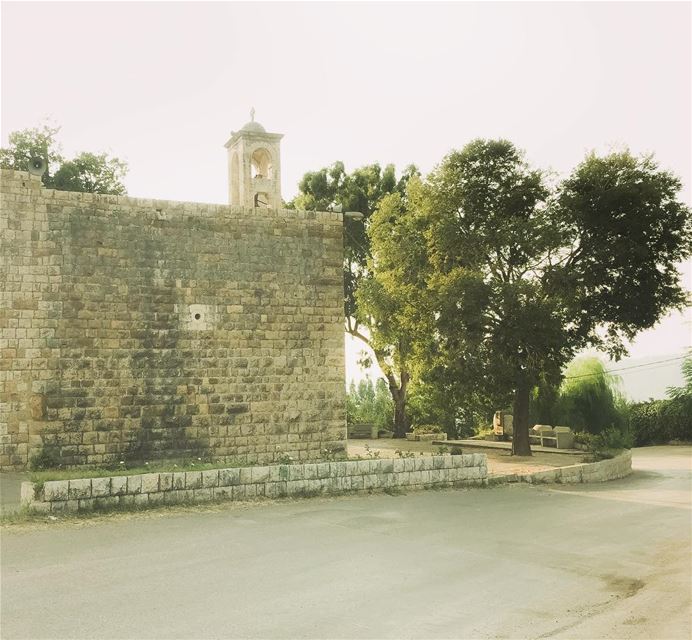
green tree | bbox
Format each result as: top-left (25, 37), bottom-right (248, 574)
top-left (53, 152), bottom-right (127, 195)
top-left (1, 124), bottom-right (128, 195)
top-left (289, 162), bottom-right (419, 437)
top-left (546, 357), bottom-right (625, 434)
top-left (394, 140), bottom-right (691, 455)
top-left (0, 124), bottom-right (64, 187)
top-left (346, 377), bottom-right (394, 432)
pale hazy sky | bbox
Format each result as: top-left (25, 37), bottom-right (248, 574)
top-left (1, 1), bottom-right (690, 398)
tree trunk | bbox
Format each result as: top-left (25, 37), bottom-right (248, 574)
top-left (391, 385), bottom-right (410, 438)
top-left (511, 375), bottom-right (532, 456)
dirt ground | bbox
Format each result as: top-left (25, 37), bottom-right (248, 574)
top-left (347, 438), bottom-right (586, 476)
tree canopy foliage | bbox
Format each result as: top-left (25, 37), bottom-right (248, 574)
top-left (370, 140), bottom-right (691, 452)
top-left (289, 161), bottom-right (419, 436)
top-left (0, 124), bottom-right (128, 195)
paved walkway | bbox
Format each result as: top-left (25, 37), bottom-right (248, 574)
top-left (2, 446), bottom-right (689, 639)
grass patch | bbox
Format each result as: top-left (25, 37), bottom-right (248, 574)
top-left (29, 458), bottom-right (250, 484)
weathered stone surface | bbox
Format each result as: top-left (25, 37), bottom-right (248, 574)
top-left (0, 167), bottom-right (346, 472)
top-left (91, 477), bottom-right (112, 498)
top-left (68, 479), bottom-right (91, 500)
top-left (111, 476), bottom-right (128, 496)
top-left (140, 474), bottom-right (160, 494)
top-left (219, 468), bottom-right (241, 486)
top-left (201, 470), bottom-right (219, 488)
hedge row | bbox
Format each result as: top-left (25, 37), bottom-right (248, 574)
top-left (628, 396), bottom-right (692, 445)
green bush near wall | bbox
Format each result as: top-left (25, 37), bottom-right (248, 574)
top-left (628, 397), bottom-right (692, 445)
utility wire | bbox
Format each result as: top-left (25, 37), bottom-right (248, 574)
top-left (563, 354), bottom-right (688, 380)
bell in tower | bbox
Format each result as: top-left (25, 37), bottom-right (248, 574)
top-left (225, 108), bottom-right (283, 209)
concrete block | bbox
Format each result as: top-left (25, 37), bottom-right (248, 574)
top-left (68, 479), bottom-right (91, 500)
top-left (91, 477), bottom-right (111, 498)
top-left (140, 473), bottom-right (159, 494)
top-left (111, 475), bottom-right (128, 496)
top-left (43, 480), bottom-right (69, 502)
top-left (202, 469), bottom-right (220, 488)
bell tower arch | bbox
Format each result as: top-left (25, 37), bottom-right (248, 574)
top-left (225, 109), bottom-right (283, 209)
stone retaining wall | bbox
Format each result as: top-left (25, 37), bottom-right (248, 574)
top-left (21, 453), bottom-right (488, 513)
top-left (490, 449), bottom-right (632, 485)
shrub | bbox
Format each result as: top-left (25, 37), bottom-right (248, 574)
top-left (346, 378), bottom-right (393, 432)
top-left (628, 396), bottom-right (692, 445)
top-left (29, 447), bottom-right (61, 471)
top-left (412, 424), bottom-right (442, 434)
top-left (591, 425), bottom-right (633, 453)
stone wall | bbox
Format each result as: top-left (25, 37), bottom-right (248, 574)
top-left (21, 453), bottom-right (489, 512)
top-left (0, 169), bottom-right (346, 470)
top-left (488, 449), bottom-right (633, 485)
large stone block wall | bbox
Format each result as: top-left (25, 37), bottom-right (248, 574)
top-left (20, 453), bottom-right (489, 513)
top-left (0, 169), bottom-right (346, 470)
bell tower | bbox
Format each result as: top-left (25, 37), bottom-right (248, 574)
top-left (225, 109), bottom-right (283, 209)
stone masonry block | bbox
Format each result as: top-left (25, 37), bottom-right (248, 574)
top-left (202, 470), bottom-right (220, 488)
top-left (250, 466), bottom-right (270, 484)
top-left (148, 492), bottom-right (165, 506)
top-left (219, 468), bottom-right (241, 486)
top-left (356, 460), bottom-right (370, 475)
top-left (185, 472), bottom-right (203, 489)
top-left (127, 475), bottom-right (142, 495)
top-left (214, 486), bottom-right (233, 500)
top-left (317, 462), bottom-right (330, 479)
top-left (392, 458), bottom-right (405, 473)
top-left (111, 476), bottom-right (127, 496)
top-left (303, 464), bottom-right (318, 480)
top-left (140, 473), bottom-right (160, 494)
top-left (380, 459), bottom-right (393, 474)
top-left (239, 468), bottom-right (253, 485)
top-left (172, 472), bottom-right (186, 490)
top-left (288, 465), bottom-right (304, 481)
top-left (68, 479), bottom-right (91, 500)
top-left (159, 473), bottom-right (173, 492)
top-left (91, 477), bottom-right (111, 498)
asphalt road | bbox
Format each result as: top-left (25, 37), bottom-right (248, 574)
top-left (1, 446), bottom-right (690, 640)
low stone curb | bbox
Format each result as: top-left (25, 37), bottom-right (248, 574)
top-left (488, 449), bottom-right (632, 486)
top-left (21, 453), bottom-right (488, 513)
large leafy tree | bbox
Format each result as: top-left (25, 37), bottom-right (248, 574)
top-left (289, 162), bottom-right (419, 436)
top-left (1, 124), bottom-right (128, 195)
top-left (53, 152), bottom-right (127, 195)
top-left (395, 140), bottom-right (691, 454)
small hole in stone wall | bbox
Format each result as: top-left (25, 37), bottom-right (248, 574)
top-left (194, 313), bottom-right (201, 320)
